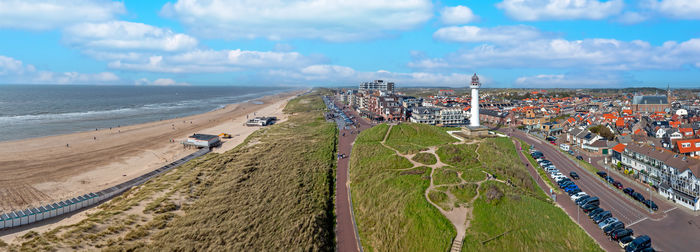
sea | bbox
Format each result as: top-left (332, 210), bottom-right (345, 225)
top-left (0, 85), bottom-right (292, 142)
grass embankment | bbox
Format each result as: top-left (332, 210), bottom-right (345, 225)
top-left (460, 138), bottom-right (600, 251)
top-left (349, 123), bottom-right (455, 252)
top-left (411, 152), bottom-right (437, 165)
top-left (10, 90), bottom-right (337, 251)
top-left (384, 123), bottom-right (458, 154)
top-left (518, 139), bottom-right (558, 193)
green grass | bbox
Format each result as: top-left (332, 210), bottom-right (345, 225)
top-left (461, 169), bottom-right (486, 183)
top-left (436, 143), bottom-right (480, 171)
top-left (519, 139), bottom-right (559, 193)
top-left (449, 183), bottom-right (478, 205)
top-left (432, 167), bottom-right (461, 185)
top-left (428, 190), bottom-right (451, 210)
top-left (384, 123), bottom-right (458, 154)
top-left (478, 138), bottom-right (540, 196)
top-left (411, 152), bottom-right (437, 165)
top-left (462, 181), bottom-right (601, 252)
top-left (350, 124), bottom-right (455, 252)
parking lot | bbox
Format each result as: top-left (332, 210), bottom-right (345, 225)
top-left (509, 129), bottom-right (700, 251)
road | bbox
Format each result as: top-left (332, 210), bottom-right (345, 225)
top-left (509, 129), bottom-right (700, 251)
top-left (326, 97), bottom-right (373, 252)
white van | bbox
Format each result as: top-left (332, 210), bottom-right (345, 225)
top-left (560, 144), bottom-right (570, 151)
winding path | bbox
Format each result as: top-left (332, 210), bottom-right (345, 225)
top-left (379, 125), bottom-right (510, 252)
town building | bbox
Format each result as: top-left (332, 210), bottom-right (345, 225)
top-left (359, 80), bottom-right (394, 92)
top-left (632, 95), bottom-right (670, 113)
top-left (614, 143), bottom-right (700, 211)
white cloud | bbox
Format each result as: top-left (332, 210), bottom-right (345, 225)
top-left (271, 64), bottom-right (471, 86)
top-left (515, 73), bottom-right (622, 87)
top-left (617, 11), bottom-right (649, 24)
top-left (440, 6), bottom-right (477, 24)
top-left (135, 78), bottom-right (189, 86)
top-left (433, 25), bottom-right (550, 44)
top-left (496, 0), bottom-right (624, 21)
top-left (414, 25), bottom-right (700, 71)
top-left (107, 49), bottom-right (314, 73)
top-left (643, 0), bottom-right (700, 19)
top-left (0, 0), bottom-right (125, 30)
top-left (64, 21), bottom-right (198, 51)
top-left (0, 55), bottom-right (120, 84)
top-left (161, 0), bottom-right (433, 41)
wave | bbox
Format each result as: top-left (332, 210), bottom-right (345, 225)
top-left (0, 90), bottom-right (283, 125)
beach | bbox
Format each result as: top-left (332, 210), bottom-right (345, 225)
top-left (0, 89), bottom-right (302, 212)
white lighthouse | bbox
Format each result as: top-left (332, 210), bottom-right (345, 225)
top-left (469, 73), bottom-right (481, 127)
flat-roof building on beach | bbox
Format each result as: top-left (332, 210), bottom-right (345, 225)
top-left (184, 134), bottom-right (221, 148)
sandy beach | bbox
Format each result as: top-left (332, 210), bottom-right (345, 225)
top-left (0, 89), bottom-right (302, 212)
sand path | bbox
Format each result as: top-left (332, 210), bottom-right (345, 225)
top-left (0, 90), bottom-right (302, 211)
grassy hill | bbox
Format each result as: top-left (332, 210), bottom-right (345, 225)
top-left (9, 90), bottom-right (338, 251)
top-left (349, 123), bottom-right (601, 252)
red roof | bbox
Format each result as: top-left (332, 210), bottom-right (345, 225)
top-left (634, 129), bottom-right (642, 135)
top-left (615, 118), bottom-right (625, 127)
top-left (670, 121), bottom-right (681, 128)
top-left (612, 143), bottom-right (626, 153)
top-left (676, 139), bottom-right (700, 154)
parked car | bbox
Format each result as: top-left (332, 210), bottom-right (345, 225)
top-left (598, 217), bottom-right (619, 229)
top-left (625, 235), bottom-right (651, 252)
top-left (606, 177), bottom-right (615, 184)
top-left (564, 186), bottom-right (580, 193)
top-left (632, 192), bottom-right (645, 202)
top-left (597, 171), bottom-right (608, 178)
top-left (611, 228), bottom-right (634, 241)
top-left (575, 195), bottom-right (591, 205)
top-left (587, 207), bottom-right (604, 218)
top-left (643, 200), bottom-right (658, 211)
top-left (577, 155), bottom-right (584, 160)
top-left (613, 181), bottom-right (624, 189)
top-left (567, 188), bottom-right (582, 195)
top-left (619, 235), bottom-right (635, 248)
top-left (571, 192), bottom-right (587, 201)
top-left (582, 203), bottom-right (599, 213)
top-left (560, 181), bottom-right (575, 189)
top-left (579, 196), bottom-right (599, 207)
top-left (593, 211), bottom-right (612, 223)
top-left (623, 187), bottom-right (635, 195)
top-left (569, 171), bottom-right (580, 179)
top-left (568, 150), bottom-right (575, 155)
top-left (604, 222), bottom-right (626, 235)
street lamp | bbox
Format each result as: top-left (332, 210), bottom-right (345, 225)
top-left (647, 187), bottom-right (652, 213)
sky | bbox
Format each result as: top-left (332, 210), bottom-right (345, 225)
top-left (0, 0), bottom-right (700, 88)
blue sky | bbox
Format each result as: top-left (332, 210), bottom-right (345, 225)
top-left (1, 0), bottom-right (699, 88)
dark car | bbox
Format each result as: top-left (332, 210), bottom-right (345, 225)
top-left (576, 195), bottom-right (591, 205)
top-left (623, 187), bottom-right (635, 195)
top-left (579, 196), bottom-right (600, 207)
top-left (604, 221), bottom-right (626, 235)
top-left (564, 185), bottom-right (579, 192)
top-left (570, 171), bottom-right (580, 179)
top-left (577, 155), bottom-right (584, 160)
top-left (611, 228), bottom-right (634, 241)
top-left (593, 211), bottom-right (613, 223)
top-left (568, 150), bottom-right (575, 155)
top-left (632, 192), bottom-right (645, 202)
top-left (625, 235), bottom-right (651, 252)
top-left (613, 181), bottom-right (624, 189)
top-left (582, 203), bottom-right (599, 213)
top-left (606, 177), bottom-right (615, 184)
top-left (557, 178), bottom-right (571, 184)
top-left (588, 208), bottom-right (604, 218)
top-left (559, 181), bottom-right (575, 188)
top-left (597, 171), bottom-right (608, 178)
top-left (567, 188), bottom-right (582, 195)
top-left (644, 200), bottom-right (658, 211)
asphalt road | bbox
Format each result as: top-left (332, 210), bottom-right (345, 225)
top-left (509, 129), bottom-right (700, 251)
top-left (329, 98), bottom-right (372, 252)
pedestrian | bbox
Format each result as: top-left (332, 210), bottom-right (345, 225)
top-left (94, 136), bottom-right (96, 140)
top-left (66, 143), bottom-right (69, 148)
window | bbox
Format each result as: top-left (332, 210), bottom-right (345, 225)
top-left (683, 143), bottom-right (691, 148)
top-left (696, 142), bottom-right (700, 148)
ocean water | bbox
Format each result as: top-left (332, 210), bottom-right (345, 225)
top-left (0, 85), bottom-right (291, 142)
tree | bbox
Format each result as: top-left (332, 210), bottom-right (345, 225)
top-left (589, 125), bottom-right (615, 140)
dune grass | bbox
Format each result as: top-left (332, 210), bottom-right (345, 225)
top-left (411, 152), bottom-right (437, 165)
top-left (436, 143), bottom-right (480, 171)
top-left (8, 90), bottom-right (338, 251)
top-left (384, 123), bottom-right (458, 154)
top-left (462, 181), bottom-right (601, 252)
top-left (432, 167), bottom-right (461, 185)
top-left (350, 124), bottom-right (455, 252)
